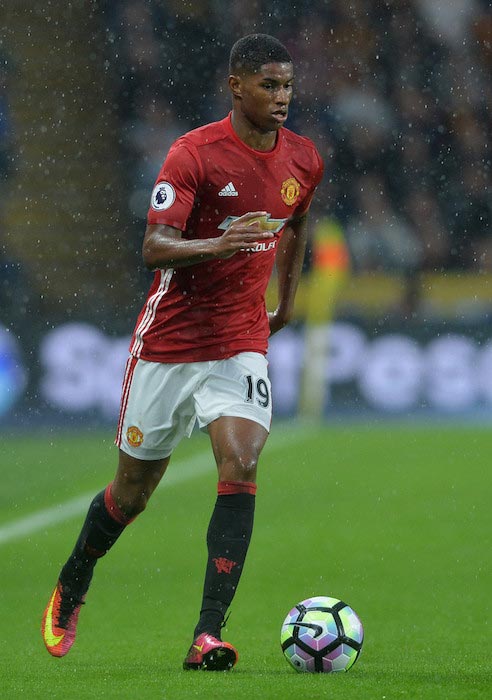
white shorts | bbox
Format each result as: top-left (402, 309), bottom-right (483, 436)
top-left (116, 352), bottom-right (272, 460)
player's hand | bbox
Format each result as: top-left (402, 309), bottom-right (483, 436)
top-left (268, 309), bottom-right (289, 336)
top-left (214, 211), bottom-right (275, 259)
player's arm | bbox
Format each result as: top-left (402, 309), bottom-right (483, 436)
top-left (268, 213), bottom-right (309, 335)
top-left (143, 212), bottom-right (275, 269)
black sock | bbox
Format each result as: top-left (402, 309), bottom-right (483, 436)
top-left (194, 484), bottom-right (256, 639)
top-left (59, 484), bottom-right (132, 600)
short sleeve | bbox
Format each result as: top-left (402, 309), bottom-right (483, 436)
top-left (294, 147), bottom-right (324, 217)
top-left (147, 140), bottom-right (202, 229)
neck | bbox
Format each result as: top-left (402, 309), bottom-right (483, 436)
top-left (230, 110), bottom-right (278, 152)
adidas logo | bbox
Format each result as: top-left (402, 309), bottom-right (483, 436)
top-left (218, 182), bottom-right (238, 197)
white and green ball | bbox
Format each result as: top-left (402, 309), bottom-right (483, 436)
top-left (281, 596), bottom-right (364, 673)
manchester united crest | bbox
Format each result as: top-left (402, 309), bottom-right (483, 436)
top-left (127, 425), bottom-right (144, 447)
top-left (281, 177), bottom-right (301, 206)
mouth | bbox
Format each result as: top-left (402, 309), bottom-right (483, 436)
top-left (272, 110), bottom-right (288, 123)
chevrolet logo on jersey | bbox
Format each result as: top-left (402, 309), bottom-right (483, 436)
top-left (218, 214), bottom-right (288, 234)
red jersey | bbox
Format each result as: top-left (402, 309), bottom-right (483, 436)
top-left (130, 113), bottom-right (323, 362)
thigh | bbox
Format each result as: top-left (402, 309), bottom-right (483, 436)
top-left (116, 357), bottom-right (199, 460)
top-left (194, 352), bottom-right (273, 434)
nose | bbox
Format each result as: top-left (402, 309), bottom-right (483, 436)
top-left (276, 87), bottom-right (290, 105)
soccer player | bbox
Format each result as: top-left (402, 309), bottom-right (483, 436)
top-left (42, 33), bottom-right (323, 670)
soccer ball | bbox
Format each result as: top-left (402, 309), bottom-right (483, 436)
top-left (281, 596), bottom-right (364, 673)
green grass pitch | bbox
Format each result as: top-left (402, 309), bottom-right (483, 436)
top-left (1, 422), bottom-right (490, 699)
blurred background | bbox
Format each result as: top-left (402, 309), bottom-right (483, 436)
top-left (1, 0), bottom-right (492, 426)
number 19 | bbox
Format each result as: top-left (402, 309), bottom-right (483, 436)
top-left (245, 375), bottom-right (270, 408)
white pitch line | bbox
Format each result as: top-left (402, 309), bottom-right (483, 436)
top-left (0, 451), bottom-right (209, 547)
top-left (0, 426), bottom-right (311, 547)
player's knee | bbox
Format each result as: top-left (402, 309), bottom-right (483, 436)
top-left (112, 480), bottom-right (152, 518)
top-left (114, 457), bottom-right (165, 517)
top-left (120, 492), bottom-right (149, 518)
top-left (219, 452), bottom-right (258, 480)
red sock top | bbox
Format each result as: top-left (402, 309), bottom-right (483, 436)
top-left (218, 480), bottom-right (257, 496)
top-left (104, 483), bottom-right (133, 525)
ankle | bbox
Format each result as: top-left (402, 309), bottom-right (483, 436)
top-left (59, 555), bottom-right (95, 599)
top-left (194, 601), bottom-right (227, 639)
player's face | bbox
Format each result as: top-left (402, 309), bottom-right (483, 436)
top-left (235, 62), bottom-right (294, 132)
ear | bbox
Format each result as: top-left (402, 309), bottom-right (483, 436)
top-left (228, 74), bottom-right (242, 99)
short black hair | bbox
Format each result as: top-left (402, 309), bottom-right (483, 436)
top-left (229, 34), bottom-right (292, 75)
